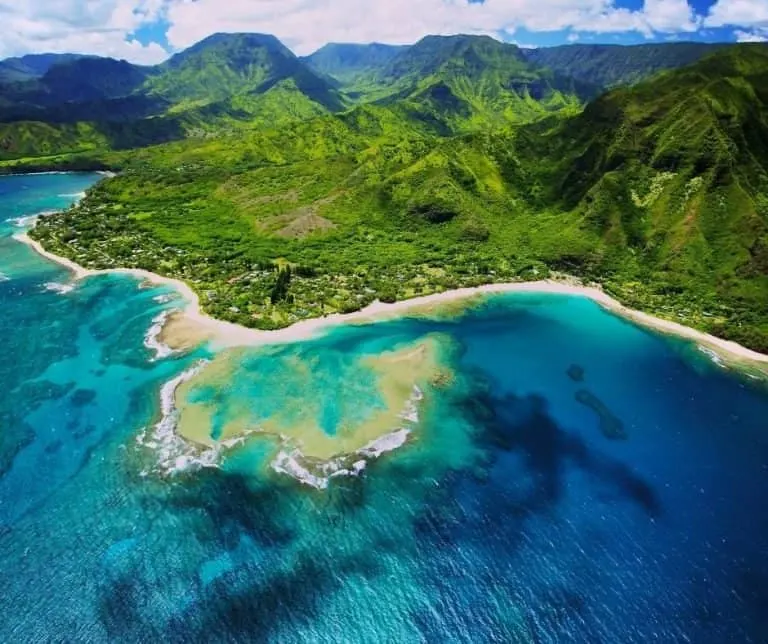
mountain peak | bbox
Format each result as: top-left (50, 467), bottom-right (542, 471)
top-left (198, 32), bottom-right (288, 48)
top-left (380, 33), bottom-right (525, 82)
top-left (143, 31), bottom-right (344, 110)
top-left (165, 32), bottom-right (295, 70)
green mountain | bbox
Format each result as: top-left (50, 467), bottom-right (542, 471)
top-left (302, 43), bottom-right (408, 84)
top-left (40, 58), bottom-right (150, 103)
top-left (0, 53), bottom-right (85, 83)
top-left (145, 33), bottom-right (344, 111)
top-left (362, 35), bottom-right (590, 130)
top-left (0, 33), bottom-right (591, 158)
top-left (0, 57), bottom-right (150, 108)
top-left (0, 33), bottom-right (349, 158)
top-left (0, 57), bottom-right (162, 130)
top-left (514, 44), bottom-right (768, 348)
top-left (524, 42), bottom-right (730, 91)
top-left (8, 37), bottom-right (768, 350)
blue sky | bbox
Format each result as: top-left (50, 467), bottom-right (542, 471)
top-left (1, 0), bottom-right (767, 64)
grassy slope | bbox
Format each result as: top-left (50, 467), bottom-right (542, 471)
top-left (0, 121), bottom-right (108, 159)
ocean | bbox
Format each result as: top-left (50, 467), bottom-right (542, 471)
top-left (1, 173), bottom-right (767, 642)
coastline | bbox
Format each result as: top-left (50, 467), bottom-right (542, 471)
top-left (14, 231), bottom-right (768, 372)
top-left (0, 169), bottom-right (115, 178)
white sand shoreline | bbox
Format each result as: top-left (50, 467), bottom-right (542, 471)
top-left (0, 169), bottom-right (114, 178)
top-left (13, 232), bottom-right (768, 370)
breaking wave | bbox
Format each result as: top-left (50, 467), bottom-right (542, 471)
top-left (271, 386), bottom-right (424, 490)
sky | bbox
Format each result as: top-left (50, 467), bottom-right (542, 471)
top-left (0, 0), bottom-right (766, 65)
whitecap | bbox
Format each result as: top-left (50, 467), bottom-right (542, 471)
top-left (43, 282), bottom-right (75, 295)
top-left (136, 361), bottom-right (261, 476)
top-left (271, 450), bottom-right (332, 490)
top-left (698, 345), bottom-right (726, 368)
top-left (144, 310), bottom-right (175, 361)
top-left (270, 385), bottom-right (423, 489)
top-left (0, 271), bottom-right (9, 283)
top-left (137, 361), bottom-right (215, 474)
top-left (10, 210), bottom-right (62, 229)
top-left (357, 428), bottom-right (411, 458)
top-left (8, 215), bottom-right (40, 228)
top-left (398, 385), bottom-right (423, 424)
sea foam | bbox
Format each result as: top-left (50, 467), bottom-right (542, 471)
top-left (698, 345), bottom-right (726, 368)
top-left (144, 310), bottom-right (175, 360)
top-left (153, 293), bottom-right (177, 304)
top-left (10, 210), bottom-right (60, 229)
top-left (43, 282), bottom-right (75, 295)
top-left (137, 360), bottom-right (257, 476)
top-left (9, 215), bottom-right (39, 228)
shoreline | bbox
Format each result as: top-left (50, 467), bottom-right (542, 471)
top-left (13, 231), bottom-right (768, 372)
top-left (0, 169), bottom-right (114, 178)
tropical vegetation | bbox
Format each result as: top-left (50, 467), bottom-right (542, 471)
top-left (2, 34), bottom-right (766, 350)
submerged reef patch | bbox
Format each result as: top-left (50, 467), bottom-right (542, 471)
top-left (575, 389), bottom-right (626, 440)
top-left (158, 332), bottom-right (453, 487)
top-left (567, 364), bottom-right (585, 382)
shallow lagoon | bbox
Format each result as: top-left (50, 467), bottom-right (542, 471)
top-left (2, 174), bottom-right (768, 642)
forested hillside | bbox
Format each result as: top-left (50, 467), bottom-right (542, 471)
top-left (0, 35), bottom-right (729, 158)
top-left (302, 43), bottom-right (407, 84)
top-left (524, 42), bottom-right (728, 91)
top-left (17, 38), bottom-right (768, 351)
top-left (518, 44), bottom-right (768, 348)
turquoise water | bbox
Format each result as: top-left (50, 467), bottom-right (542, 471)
top-left (2, 174), bottom-right (768, 642)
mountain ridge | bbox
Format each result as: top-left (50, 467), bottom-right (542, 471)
top-left (0, 35), bottom-right (753, 154)
top-left (16, 41), bottom-right (768, 352)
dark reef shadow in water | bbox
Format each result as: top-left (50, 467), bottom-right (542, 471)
top-left (575, 388), bottom-right (627, 440)
top-left (407, 384), bottom-right (661, 641)
top-left (98, 470), bottom-right (388, 641)
top-left (177, 549), bottom-right (381, 642)
top-left (411, 382), bottom-right (660, 557)
top-left (70, 388), bottom-right (97, 407)
top-left (478, 390), bottom-right (658, 516)
top-left (567, 363), bottom-right (585, 382)
top-left (162, 472), bottom-right (297, 551)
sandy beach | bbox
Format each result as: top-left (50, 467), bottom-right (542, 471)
top-left (14, 232), bottom-right (768, 371)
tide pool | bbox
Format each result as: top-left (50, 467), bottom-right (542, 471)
top-left (1, 173), bottom-right (768, 642)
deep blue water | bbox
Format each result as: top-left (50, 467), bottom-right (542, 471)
top-left (1, 174), bottom-right (768, 642)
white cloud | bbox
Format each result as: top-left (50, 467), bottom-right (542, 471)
top-left (706, 0), bottom-right (768, 28)
top-left (642, 0), bottom-right (699, 33)
top-left (0, 0), bottom-right (759, 64)
top-left (162, 0), bottom-right (703, 55)
top-left (0, 0), bottom-right (169, 64)
top-left (734, 27), bottom-right (768, 42)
